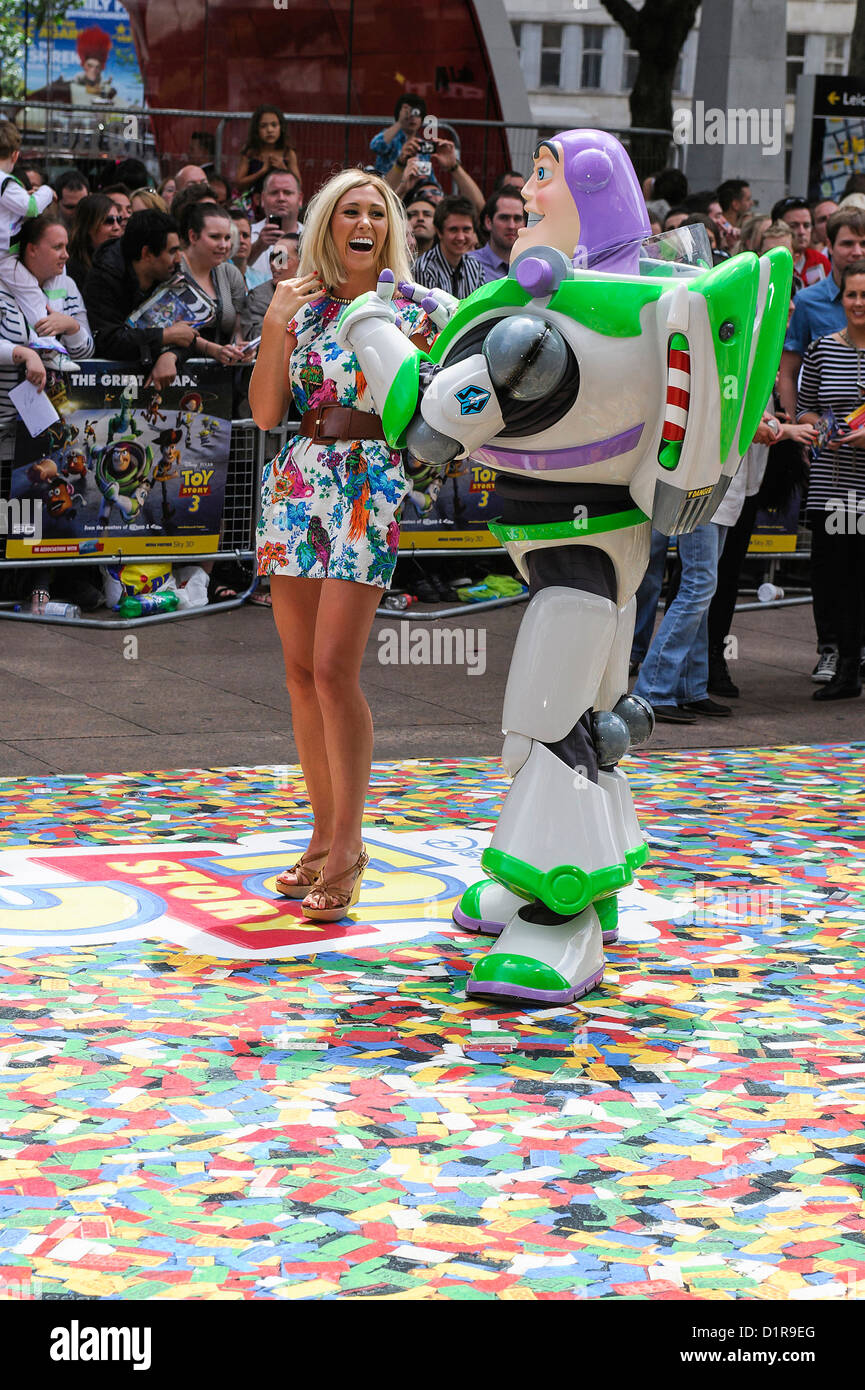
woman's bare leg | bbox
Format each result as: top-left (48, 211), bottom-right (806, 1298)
top-left (270, 574), bottom-right (333, 855)
top-left (311, 577), bottom-right (382, 878)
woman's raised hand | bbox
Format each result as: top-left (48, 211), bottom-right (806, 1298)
top-left (264, 273), bottom-right (324, 329)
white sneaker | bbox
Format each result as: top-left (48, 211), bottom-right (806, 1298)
top-left (811, 647), bottom-right (838, 683)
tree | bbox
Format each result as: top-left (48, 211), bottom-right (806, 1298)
top-left (600, 0), bottom-right (701, 167)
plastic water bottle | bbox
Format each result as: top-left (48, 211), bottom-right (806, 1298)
top-left (42, 601), bottom-right (81, 619)
top-left (118, 591), bottom-right (179, 618)
top-left (380, 592), bottom-right (416, 611)
top-left (758, 583), bottom-right (784, 603)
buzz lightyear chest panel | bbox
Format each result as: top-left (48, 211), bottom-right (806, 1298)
top-left (438, 306), bottom-right (661, 488)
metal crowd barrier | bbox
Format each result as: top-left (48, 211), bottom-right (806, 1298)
top-left (0, 416), bottom-right (293, 630)
top-left (7, 101), bottom-right (679, 191)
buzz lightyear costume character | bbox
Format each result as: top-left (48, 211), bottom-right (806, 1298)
top-left (336, 129), bottom-right (791, 1006)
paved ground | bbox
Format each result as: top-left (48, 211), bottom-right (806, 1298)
top-left (0, 596), bottom-right (859, 776)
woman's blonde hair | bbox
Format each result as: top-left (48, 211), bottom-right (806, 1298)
top-left (130, 188), bottom-right (169, 214)
top-left (298, 168), bottom-right (412, 290)
top-left (759, 220), bottom-right (794, 251)
top-left (738, 213), bottom-right (771, 254)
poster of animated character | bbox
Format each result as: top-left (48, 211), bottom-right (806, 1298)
top-left (18, 1), bottom-right (144, 124)
top-left (7, 363), bottom-right (233, 561)
top-left (398, 455), bottom-right (499, 551)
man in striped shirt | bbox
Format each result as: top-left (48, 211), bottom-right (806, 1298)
top-left (413, 196), bottom-right (485, 299)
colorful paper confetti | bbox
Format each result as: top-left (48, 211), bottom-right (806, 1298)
top-left (0, 748), bottom-right (862, 1301)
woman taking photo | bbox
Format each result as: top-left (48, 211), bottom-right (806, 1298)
top-left (797, 258), bottom-right (865, 700)
top-left (249, 168), bottom-right (433, 921)
top-left (66, 193), bottom-right (123, 291)
top-left (179, 201), bottom-right (248, 365)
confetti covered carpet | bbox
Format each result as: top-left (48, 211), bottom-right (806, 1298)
top-left (0, 747), bottom-right (863, 1302)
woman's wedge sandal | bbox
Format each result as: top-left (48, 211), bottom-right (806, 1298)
top-left (275, 848), bottom-right (331, 899)
top-left (300, 847), bottom-right (370, 922)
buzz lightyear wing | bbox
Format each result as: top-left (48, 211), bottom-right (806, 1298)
top-left (629, 246), bottom-right (793, 535)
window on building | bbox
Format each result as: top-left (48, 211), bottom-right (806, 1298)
top-left (581, 25), bottom-right (604, 90)
top-left (540, 23), bottom-right (563, 88)
top-left (511, 21), bottom-right (522, 57)
top-left (786, 33), bottom-right (806, 96)
top-left (825, 34), bottom-right (847, 75)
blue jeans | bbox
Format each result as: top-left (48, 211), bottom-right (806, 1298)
top-left (631, 527), bottom-right (669, 663)
top-left (633, 522), bottom-right (726, 706)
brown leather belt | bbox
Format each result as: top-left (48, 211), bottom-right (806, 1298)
top-left (299, 404), bottom-right (386, 443)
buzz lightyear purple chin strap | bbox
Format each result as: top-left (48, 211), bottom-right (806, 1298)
top-left (516, 128), bottom-right (652, 296)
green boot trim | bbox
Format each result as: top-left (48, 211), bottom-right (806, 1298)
top-left (470, 951), bottom-right (570, 993)
top-left (458, 879), bottom-right (494, 917)
top-left (481, 847), bottom-right (629, 917)
top-left (626, 843), bottom-right (649, 873)
top-left (595, 895), bottom-right (618, 934)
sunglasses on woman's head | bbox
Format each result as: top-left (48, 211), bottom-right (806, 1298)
top-left (103, 215), bottom-right (123, 225)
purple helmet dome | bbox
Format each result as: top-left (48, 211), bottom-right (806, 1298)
top-left (556, 128), bottom-right (651, 273)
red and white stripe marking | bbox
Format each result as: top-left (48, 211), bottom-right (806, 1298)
top-left (663, 344), bottom-right (691, 442)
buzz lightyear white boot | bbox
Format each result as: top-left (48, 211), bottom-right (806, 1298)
top-left (454, 877), bottom-right (621, 946)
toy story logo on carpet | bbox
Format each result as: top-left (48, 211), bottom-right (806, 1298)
top-left (0, 752), bottom-right (863, 1301)
top-left (0, 830), bottom-right (497, 959)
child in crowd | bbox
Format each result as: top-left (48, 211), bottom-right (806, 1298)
top-left (0, 118), bottom-right (64, 355)
top-left (234, 106), bottom-right (301, 203)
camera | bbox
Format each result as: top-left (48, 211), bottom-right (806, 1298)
top-left (416, 139), bottom-right (435, 179)
top-left (267, 214), bottom-right (283, 226)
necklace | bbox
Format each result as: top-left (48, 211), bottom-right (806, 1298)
top-left (326, 292), bottom-right (352, 303)
top-left (842, 328), bottom-right (865, 397)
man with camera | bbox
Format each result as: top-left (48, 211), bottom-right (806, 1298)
top-left (389, 129), bottom-right (484, 217)
top-left (370, 96), bottom-right (427, 177)
top-left (247, 169), bottom-right (303, 275)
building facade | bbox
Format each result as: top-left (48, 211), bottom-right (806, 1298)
top-left (506, 0), bottom-right (854, 154)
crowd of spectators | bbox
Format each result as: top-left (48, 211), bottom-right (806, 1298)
top-left (1, 108), bottom-right (864, 689)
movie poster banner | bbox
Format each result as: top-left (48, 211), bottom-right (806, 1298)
top-left (23, 0), bottom-right (144, 113)
top-left (7, 362), bottom-right (233, 561)
top-left (398, 455), bottom-right (500, 550)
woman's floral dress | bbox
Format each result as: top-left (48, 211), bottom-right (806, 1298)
top-left (256, 292), bottom-right (434, 588)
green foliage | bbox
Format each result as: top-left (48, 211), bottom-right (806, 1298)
top-left (0, 0), bottom-right (86, 101)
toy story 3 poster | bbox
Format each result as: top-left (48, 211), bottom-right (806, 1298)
top-left (398, 455), bottom-right (499, 550)
top-left (6, 363), bottom-right (232, 561)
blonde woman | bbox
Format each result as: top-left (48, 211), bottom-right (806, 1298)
top-left (738, 213), bottom-right (771, 254)
top-left (249, 169), bottom-right (434, 922)
top-left (130, 187), bottom-right (169, 215)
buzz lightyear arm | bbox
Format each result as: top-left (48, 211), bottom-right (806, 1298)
top-left (336, 271), bottom-right (535, 457)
